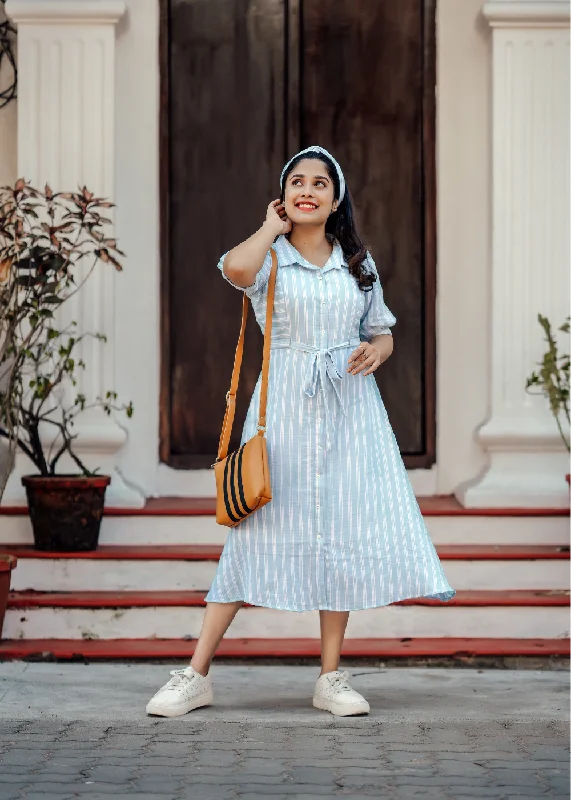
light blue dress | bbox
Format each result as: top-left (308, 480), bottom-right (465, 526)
top-left (205, 234), bottom-right (456, 611)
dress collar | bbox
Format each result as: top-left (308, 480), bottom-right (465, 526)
top-left (274, 234), bottom-right (348, 271)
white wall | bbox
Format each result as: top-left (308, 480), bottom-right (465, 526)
top-left (436, 0), bottom-right (491, 495)
top-left (0, 32), bottom-right (17, 185)
top-left (0, 33), bottom-right (17, 491)
top-left (113, 0), bottom-right (162, 497)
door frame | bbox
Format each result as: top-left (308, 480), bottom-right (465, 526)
top-left (158, 0), bottom-right (437, 470)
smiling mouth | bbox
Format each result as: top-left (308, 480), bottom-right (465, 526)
top-left (296, 202), bottom-right (318, 211)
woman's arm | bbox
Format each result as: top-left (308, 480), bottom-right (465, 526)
top-left (349, 251), bottom-right (396, 376)
top-left (223, 200), bottom-right (290, 289)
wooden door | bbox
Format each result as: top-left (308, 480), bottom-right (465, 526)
top-left (160, 0), bottom-right (436, 470)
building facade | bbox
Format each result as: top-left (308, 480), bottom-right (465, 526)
top-left (0, 0), bottom-right (569, 654)
top-left (2, 0), bottom-right (569, 510)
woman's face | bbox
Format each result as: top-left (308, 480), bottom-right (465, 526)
top-left (282, 158), bottom-right (337, 227)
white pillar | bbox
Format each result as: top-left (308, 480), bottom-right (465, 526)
top-left (2, 0), bottom-right (144, 507)
top-left (458, 0), bottom-right (570, 508)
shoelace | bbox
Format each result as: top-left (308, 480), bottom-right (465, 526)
top-left (329, 670), bottom-right (353, 692)
top-left (164, 669), bottom-right (193, 691)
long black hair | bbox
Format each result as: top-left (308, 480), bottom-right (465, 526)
top-left (280, 149), bottom-right (375, 292)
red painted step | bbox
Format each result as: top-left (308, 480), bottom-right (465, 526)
top-left (0, 637), bottom-right (568, 660)
top-left (1, 495), bottom-right (569, 517)
top-left (7, 589), bottom-right (570, 609)
top-left (0, 544), bottom-right (223, 560)
top-left (0, 544), bottom-right (568, 560)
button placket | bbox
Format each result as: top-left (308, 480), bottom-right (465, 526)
top-left (316, 269), bottom-right (327, 549)
top-left (319, 268), bottom-right (326, 349)
top-left (316, 393), bottom-right (324, 545)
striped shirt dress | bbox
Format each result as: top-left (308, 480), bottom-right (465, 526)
top-left (204, 234), bottom-right (456, 612)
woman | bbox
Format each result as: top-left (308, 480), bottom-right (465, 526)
top-left (146, 146), bottom-right (455, 718)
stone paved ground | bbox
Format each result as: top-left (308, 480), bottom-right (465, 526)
top-left (0, 663), bottom-right (568, 800)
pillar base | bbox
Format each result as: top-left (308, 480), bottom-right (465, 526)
top-left (456, 416), bottom-right (570, 508)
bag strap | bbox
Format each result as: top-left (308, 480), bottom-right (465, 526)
top-left (216, 248), bottom-right (278, 463)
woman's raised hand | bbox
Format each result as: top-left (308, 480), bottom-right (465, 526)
top-left (224, 198), bottom-right (292, 279)
top-left (265, 199), bottom-right (292, 235)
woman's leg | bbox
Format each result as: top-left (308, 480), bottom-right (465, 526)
top-left (314, 610), bottom-right (369, 716)
top-left (190, 600), bottom-right (243, 676)
top-left (318, 610), bottom-right (350, 675)
top-left (146, 600), bottom-right (242, 717)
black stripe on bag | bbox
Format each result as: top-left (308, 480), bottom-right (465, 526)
top-left (229, 446), bottom-right (247, 517)
top-left (236, 444), bottom-right (253, 514)
top-left (229, 448), bottom-right (248, 519)
top-left (223, 454), bottom-right (241, 523)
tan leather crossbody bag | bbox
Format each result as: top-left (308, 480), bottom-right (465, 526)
top-left (212, 248), bottom-right (278, 527)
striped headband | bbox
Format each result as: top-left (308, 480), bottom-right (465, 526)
top-left (280, 145), bottom-right (346, 203)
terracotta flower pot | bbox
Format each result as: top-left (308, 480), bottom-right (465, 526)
top-left (21, 475), bottom-right (111, 552)
top-left (0, 555), bottom-right (17, 638)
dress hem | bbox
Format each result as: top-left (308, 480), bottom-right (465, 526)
top-left (203, 587), bottom-right (456, 613)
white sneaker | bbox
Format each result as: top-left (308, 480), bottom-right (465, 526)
top-left (146, 665), bottom-right (213, 717)
top-left (313, 670), bottom-right (370, 716)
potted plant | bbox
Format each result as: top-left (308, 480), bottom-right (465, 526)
top-left (0, 179), bottom-right (133, 551)
top-left (525, 314), bottom-right (570, 485)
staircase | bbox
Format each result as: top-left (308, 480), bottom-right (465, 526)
top-left (0, 497), bottom-right (569, 660)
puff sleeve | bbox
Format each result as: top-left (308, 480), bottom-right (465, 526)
top-left (217, 250), bottom-right (273, 299)
top-left (359, 252), bottom-right (396, 341)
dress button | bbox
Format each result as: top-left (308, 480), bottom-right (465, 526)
top-left (317, 535), bottom-right (322, 540)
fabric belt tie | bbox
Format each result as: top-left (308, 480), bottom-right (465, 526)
top-left (270, 337), bottom-right (361, 451)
